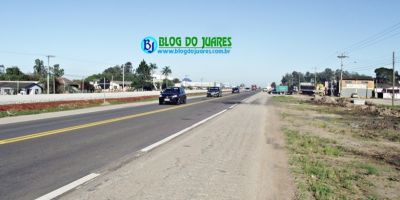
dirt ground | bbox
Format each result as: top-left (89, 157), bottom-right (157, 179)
top-left (272, 95), bottom-right (400, 199)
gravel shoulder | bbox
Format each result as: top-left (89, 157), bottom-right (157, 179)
top-left (60, 92), bottom-right (295, 200)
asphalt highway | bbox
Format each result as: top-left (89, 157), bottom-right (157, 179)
top-left (0, 91), bottom-right (255, 200)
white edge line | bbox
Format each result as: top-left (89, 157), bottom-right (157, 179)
top-left (228, 104), bottom-right (237, 109)
top-left (35, 173), bottom-right (100, 200)
top-left (241, 97), bottom-right (250, 102)
top-left (140, 109), bottom-right (228, 152)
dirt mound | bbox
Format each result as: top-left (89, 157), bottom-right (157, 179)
top-left (309, 96), bottom-right (400, 118)
top-left (310, 95), bottom-right (351, 107)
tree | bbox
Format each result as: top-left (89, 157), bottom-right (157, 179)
top-left (103, 65), bottom-right (123, 80)
top-left (317, 68), bottom-right (334, 83)
top-left (173, 78), bottom-right (180, 84)
top-left (133, 60), bottom-right (155, 90)
top-left (149, 63), bottom-right (158, 74)
top-left (86, 73), bottom-right (103, 82)
top-left (302, 71), bottom-right (312, 82)
top-left (123, 62), bottom-right (133, 74)
top-left (281, 73), bottom-right (292, 85)
top-left (271, 82), bottom-right (276, 88)
top-left (374, 67), bottom-right (398, 84)
top-left (50, 64), bottom-right (65, 93)
top-left (33, 59), bottom-right (46, 78)
top-left (0, 66), bottom-right (31, 81)
top-left (52, 64), bottom-right (64, 77)
top-left (161, 66), bottom-right (172, 88)
top-left (33, 59), bottom-right (47, 90)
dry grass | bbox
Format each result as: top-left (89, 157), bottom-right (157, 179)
top-left (273, 96), bottom-right (400, 200)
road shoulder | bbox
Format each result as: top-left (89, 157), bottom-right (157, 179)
top-left (60, 92), bottom-right (295, 200)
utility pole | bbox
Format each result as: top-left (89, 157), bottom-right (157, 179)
top-left (314, 67), bottom-right (317, 86)
top-left (393, 51), bottom-right (395, 107)
top-left (82, 76), bottom-right (85, 93)
top-left (46, 55), bottom-right (55, 94)
top-left (298, 73), bottom-right (300, 90)
top-left (337, 53), bottom-right (348, 97)
top-left (331, 74), bottom-right (335, 97)
top-left (53, 72), bottom-right (56, 94)
top-left (122, 63), bottom-right (125, 92)
top-left (103, 77), bottom-right (106, 104)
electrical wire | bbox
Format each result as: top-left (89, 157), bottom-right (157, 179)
top-left (344, 21), bottom-right (400, 53)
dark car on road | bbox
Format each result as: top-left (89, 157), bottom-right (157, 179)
top-left (232, 87), bottom-right (240, 93)
top-left (159, 87), bottom-right (187, 105)
top-left (207, 87), bottom-right (222, 97)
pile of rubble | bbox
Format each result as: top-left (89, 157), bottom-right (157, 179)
top-left (309, 95), bottom-right (400, 118)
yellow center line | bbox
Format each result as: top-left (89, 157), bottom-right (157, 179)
top-left (0, 95), bottom-right (232, 145)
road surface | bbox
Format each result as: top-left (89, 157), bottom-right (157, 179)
top-left (0, 92), bottom-right (255, 200)
top-left (61, 92), bottom-right (295, 200)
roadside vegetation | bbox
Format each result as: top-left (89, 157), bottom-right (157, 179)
top-left (0, 96), bottom-right (157, 118)
top-left (273, 95), bottom-right (400, 200)
top-left (0, 92), bottom-right (206, 118)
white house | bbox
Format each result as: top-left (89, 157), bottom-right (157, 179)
top-left (375, 86), bottom-right (400, 99)
top-left (0, 81), bottom-right (43, 95)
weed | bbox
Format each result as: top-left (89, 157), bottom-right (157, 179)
top-left (272, 96), bottom-right (299, 103)
top-left (357, 163), bottom-right (379, 175)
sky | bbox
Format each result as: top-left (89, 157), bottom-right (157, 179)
top-left (1, 0), bottom-right (400, 87)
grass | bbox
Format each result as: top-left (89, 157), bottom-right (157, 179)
top-left (271, 95), bottom-right (300, 103)
top-left (378, 104), bottom-right (400, 111)
top-left (285, 129), bottom-right (342, 157)
top-left (288, 97), bottom-right (400, 143)
top-left (284, 128), bottom-right (379, 199)
top-left (357, 163), bottom-right (379, 175)
top-left (276, 95), bottom-right (400, 199)
top-left (382, 129), bottom-right (400, 142)
top-left (0, 103), bottom-right (102, 118)
top-left (0, 96), bottom-right (160, 118)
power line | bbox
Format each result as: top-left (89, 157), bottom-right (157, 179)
top-left (348, 31), bottom-right (400, 53)
top-left (0, 50), bottom-right (115, 66)
top-left (344, 21), bottom-right (400, 53)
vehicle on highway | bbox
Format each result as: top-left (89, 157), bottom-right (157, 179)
top-left (207, 87), bottom-right (222, 97)
top-left (244, 87), bottom-right (251, 92)
top-left (232, 87), bottom-right (240, 93)
top-left (351, 93), bottom-right (359, 98)
top-left (262, 88), bottom-right (268, 92)
top-left (159, 87), bottom-right (187, 105)
top-left (251, 84), bottom-right (257, 91)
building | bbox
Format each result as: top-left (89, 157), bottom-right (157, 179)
top-left (91, 80), bottom-right (132, 91)
top-left (57, 77), bottom-right (80, 93)
top-left (176, 81), bottom-right (220, 89)
top-left (0, 81), bottom-right (43, 95)
top-left (339, 78), bottom-right (374, 98)
top-left (110, 81), bottom-right (132, 91)
top-left (152, 74), bottom-right (174, 90)
top-left (374, 83), bottom-right (400, 99)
